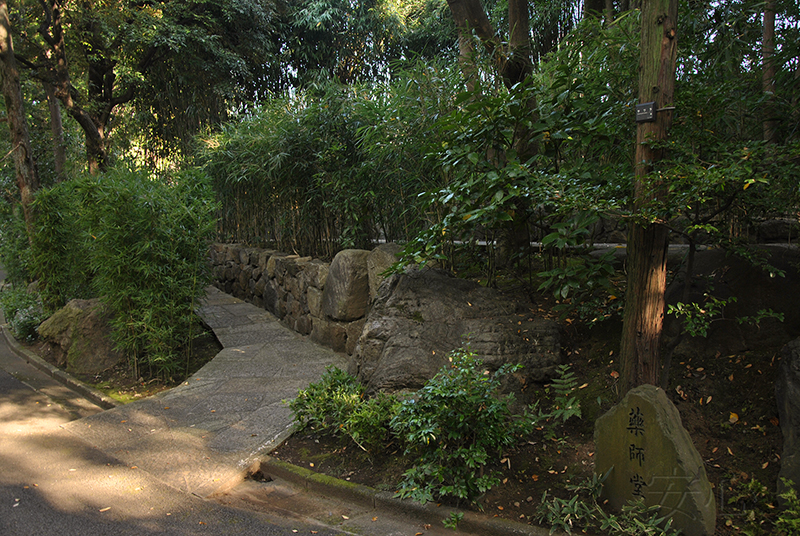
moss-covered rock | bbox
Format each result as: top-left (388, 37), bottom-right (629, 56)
top-left (37, 299), bottom-right (125, 375)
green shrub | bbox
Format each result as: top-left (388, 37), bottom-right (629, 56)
top-left (0, 205), bottom-right (32, 287)
top-left (288, 366), bottom-right (398, 453)
top-left (289, 366), bottom-right (365, 432)
top-left (0, 287), bottom-right (45, 342)
top-left (30, 181), bottom-right (94, 311)
top-left (776, 479), bottom-right (800, 535)
top-left (81, 166), bottom-right (217, 380)
top-left (390, 348), bottom-right (535, 505)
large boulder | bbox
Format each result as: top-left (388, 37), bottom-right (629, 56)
top-left (776, 337), bottom-right (800, 494)
top-left (351, 267), bottom-right (561, 392)
top-left (321, 249), bottom-right (371, 321)
top-left (37, 299), bottom-right (125, 375)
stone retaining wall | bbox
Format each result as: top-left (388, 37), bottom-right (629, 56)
top-left (209, 243), bottom-right (562, 390)
top-left (208, 243), bottom-right (395, 355)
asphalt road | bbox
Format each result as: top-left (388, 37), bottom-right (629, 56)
top-left (0, 335), bottom-right (345, 536)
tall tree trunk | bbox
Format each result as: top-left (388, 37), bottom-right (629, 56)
top-left (762, 0), bottom-right (778, 144)
top-left (0, 0), bottom-right (39, 233)
top-left (43, 81), bottom-right (67, 181)
top-left (619, 0), bottom-right (678, 396)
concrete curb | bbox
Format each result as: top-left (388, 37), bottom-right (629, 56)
top-left (0, 323), bottom-right (119, 410)
top-left (259, 457), bottom-right (553, 536)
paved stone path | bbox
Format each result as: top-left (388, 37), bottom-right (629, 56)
top-left (63, 287), bottom-right (347, 498)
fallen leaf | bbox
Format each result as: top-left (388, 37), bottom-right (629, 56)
top-left (762, 462), bottom-right (769, 469)
top-left (341, 515), bottom-right (349, 520)
top-left (610, 371), bottom-right (619, 379)
top-left (712, 447), bottom-right (719, 453)
top-left (706, 396), bottom-right (712, 404)
top-left (371, 517), bottom-right (377, 522)
top-left (729, 373), bottom-right (734, 381)
top-left (770, 417), bottom-right (780, 426)
top-left (729, 412), bottom-right (739, 424)
top-left (578, 383), bottom-right (588, 389)
top-left (99, 507), bottom-right (111, 512)
top-left (696, 367), bottom-right (705, 372)
top-left (531, 474), bottom-right (539, 481)
top-left (498, 506), bottom-right (504, 510)
top-left (727, 446), bottom-right (734, 456)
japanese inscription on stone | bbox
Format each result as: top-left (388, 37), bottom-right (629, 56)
top-left (594, 385), bottom-right (716, 536)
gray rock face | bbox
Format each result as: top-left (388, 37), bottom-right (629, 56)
top-left (321, 249), bottom-right (370, 321)
top-left (37, 298), bottom-right (125, 375)
top-left (595, 385), bottom-right (716, 536)
top-left (367, 243), bottom-right (402, 301)
top-left (776, 337), bottom-right (800, 494)
top-left (351, 267), bottom-right (561, 392)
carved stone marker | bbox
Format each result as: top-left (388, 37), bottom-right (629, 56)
top-left (594, 385), bottom-right (716, 536)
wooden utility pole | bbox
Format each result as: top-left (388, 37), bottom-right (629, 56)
top-left (619, 0), bottom-right (678, 396)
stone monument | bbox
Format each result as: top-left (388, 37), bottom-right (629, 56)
top-left (594, 384), bottom-right (716, 536)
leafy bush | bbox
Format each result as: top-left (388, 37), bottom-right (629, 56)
top-left (30, 181), bottom-right (94, 311)
top-left (28, 166), bottom-right (217, 380)
top-left (390, 348), bottom-right (535, 505)
top-left (288, 366), bottom-right (398, 453)
top-left (83, 167), bottom-right (217, 380)
top-left (289, 366), bottom-right (365, 432)
top-left (0, 287), bottom-right (45, 342)
top-left (0, 205), bottom-right (33, 287)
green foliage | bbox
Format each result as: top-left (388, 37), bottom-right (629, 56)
top-left (536, 472), bottom-right (681, 536)
top-left (83, 167), bottom-right (217, 380)
top-left (537, 212), bottom-right (622, 323)
top-left (30, 183), bottom-right (94, 311)
top-left (390, 348), bottom-right (533, 505)
top-left (776, 480), bottom-right (800, 535)
top-left (667, 294), bottom-right (737, 338)
top-left (288, 366), bottom-right (398, 453)
top-left (0, 205), bottom-right (32, 287)
top-left (27, 166), bottom-right (217, 380)
top-left (289, 366), bottom-right (365, 432)
top-left (201, 63), bottom-right (462, 257)
top-left (0, 286), bottom-right (45, 342)
top-left (442, 511), bottom-right (464, 530)
top-left (542, 364), bottom-right (582, 434)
